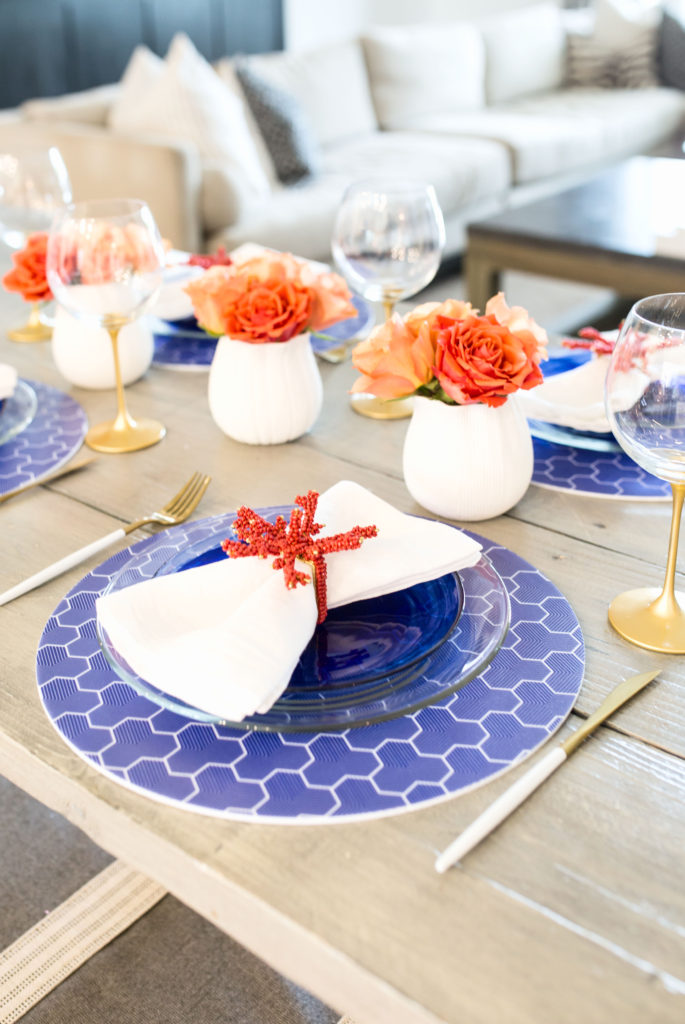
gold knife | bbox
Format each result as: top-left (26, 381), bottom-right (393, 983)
top-left (0, 455), bottom-right (94, 505)
top-left (435, 668), bottom-right (660, 872)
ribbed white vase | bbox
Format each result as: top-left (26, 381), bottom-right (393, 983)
top-left (51, 305), bottom-right (153, 390)
top-left (403, 395), bottom-right (533, 521)
top-left (208, 332), bottom-right (323, 445)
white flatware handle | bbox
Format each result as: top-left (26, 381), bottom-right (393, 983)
top-left (0, 528), bottom-right (126, 607)
top-left (434, 746), bottom-right (567, 873)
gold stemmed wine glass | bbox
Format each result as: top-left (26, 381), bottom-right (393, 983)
top-left (0, 145), bottom-right (72, 341)
top-left (46, 198), bottom-right (166, 453)
top-left (331, 179), bottom-right (445, 419)
top-left (605, 292), bottom-right (685, 652)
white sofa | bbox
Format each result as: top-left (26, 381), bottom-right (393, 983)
top-left (1, 1), bottom-right (684, 261)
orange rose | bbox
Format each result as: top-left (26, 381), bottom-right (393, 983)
top-left (403, 298), bottom-right (475, 341)
top-left (434, 314), bottom-right (543, 407)
top-left (185, 252), bottom-right (356, 342)
top-left (351, 315), bottom-right (435, 398)
top-left (2, 232), bottom-right (52, 303)
top-left (485, 292), bottom-right (547, 361)
top-left (222, 274), bottom-right (312, 342)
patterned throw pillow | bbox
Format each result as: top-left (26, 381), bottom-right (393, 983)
top-left (564, 0), bottom-right (660, 89)
top-left (235, 59), bottom-right (321, 185)
top-left (566, 32), bottom-right (659, 88)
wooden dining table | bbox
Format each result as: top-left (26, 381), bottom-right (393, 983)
top-left (1, 290), bottom-right (684, 1024)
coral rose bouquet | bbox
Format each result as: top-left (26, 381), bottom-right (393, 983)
top-left (185, 251), bottom-right (356, 342)
top-left (190, 252), bottom-right (357, 446)
top-left (355, 294), bottom-right (549, 522)
top-left (2, 231), bottom-right (54, 342)
top-left (351, 293), bottom-right (547, 406)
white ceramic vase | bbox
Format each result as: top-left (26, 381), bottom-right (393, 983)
top-left (402, 395), bottom-right (533, 521)
top-left (51, 305), bottom-right (153, 390)
top-left (208, 332), bottom-right (323, 444)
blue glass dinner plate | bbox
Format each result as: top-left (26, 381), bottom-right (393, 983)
top-left (0, 380), bottom-right (38, 446)
top-left (97, 508), bottom-right (510, 732)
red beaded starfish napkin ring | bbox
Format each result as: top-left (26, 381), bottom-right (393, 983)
top-left (222, 490), bottom-right (378, 623)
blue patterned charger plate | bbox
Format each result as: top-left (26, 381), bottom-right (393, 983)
top-left (152, 296), bottom-right (373, 370)
top-left (530, 351), bottom-right (670, 500)
top-left (36, 513), bottom-right (585, 823)
top-left (0, 379), bottom-right (87, 496)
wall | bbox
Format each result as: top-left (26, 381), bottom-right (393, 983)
top-left (283, 0), bottom-right (545, 50)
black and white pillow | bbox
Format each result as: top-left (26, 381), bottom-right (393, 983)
top-left (566, 32), bottom-right (659, 88)
top-left (235, 59), bottom-right (321, 185)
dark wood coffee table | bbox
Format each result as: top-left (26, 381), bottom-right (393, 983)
top-left (466, 155), bottom-right (685, 309)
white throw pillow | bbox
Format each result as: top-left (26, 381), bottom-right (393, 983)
top-left (480, 2), bottom-right (567, 105)
top-left (109, 35), bottom-right (273, 230)
top-left (361, 23), bottom-right (486, 129)
top-left (109, 45), bottom-right (164, 131)
top-left (243, 40), bottom-right (378, 148)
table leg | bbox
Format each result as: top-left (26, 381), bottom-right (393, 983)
top-left (465, 252), bottom-right (501, 308)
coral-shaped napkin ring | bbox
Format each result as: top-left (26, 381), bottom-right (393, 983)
top-left (563, 325), bottom-right (619, 356)
top-left (221, 491), bottom-right (377, 623)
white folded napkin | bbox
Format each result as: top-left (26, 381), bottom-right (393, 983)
top-left (518, 354), bottom-right (612, 432)
top-left (0, 363), bottom-right (18, 401)
top-left (96, 481), bottom-right (482, 722)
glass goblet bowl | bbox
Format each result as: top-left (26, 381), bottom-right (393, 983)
top-left (605, 292), bottom-right (685, 652)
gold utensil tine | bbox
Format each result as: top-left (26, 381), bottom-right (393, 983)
top-left (0, 472), bottom-right (212, 607)
top-left (123, 472), bottom-right (212, 534)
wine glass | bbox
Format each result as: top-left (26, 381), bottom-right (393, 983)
top-left (0, 145), bottom-right (72, 249)
top-left (0, 145), bottom-right (72, 342)
top-left (46, 198), bottom-right (166, 454)
top-left (605, 292), bottom-right (685, 652)
top-left (332, 179), bottom-right (445, 419)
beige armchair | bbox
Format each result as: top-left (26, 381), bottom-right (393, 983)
top-left (0, 118), bottom-right (203, 251)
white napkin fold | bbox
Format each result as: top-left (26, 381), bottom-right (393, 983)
top-left (518, 354), bottom-right (612, 432)
top-left (96, 481), bottom-right (482, 722)
top-left (0, 363), bottom-right (18, 401)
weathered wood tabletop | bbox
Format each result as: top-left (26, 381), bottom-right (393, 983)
top-left (1, 288), bottom-right (684, 1024)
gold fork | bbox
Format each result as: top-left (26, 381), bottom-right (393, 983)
top-left (0, 472), bottom-right (211, 607)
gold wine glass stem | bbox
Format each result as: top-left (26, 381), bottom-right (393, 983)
top-left (651, 482), bottom-right (685, 619)
top-left (107, 325), bottom-right (136, 431)
top-left (28, 303), bottom-right (43, 328)
top-left (382, 298), bottom-right (395, 320)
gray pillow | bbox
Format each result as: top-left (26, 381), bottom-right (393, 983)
top-left (660, 7), bottom-right (685, 90)
top-left (235, 59), bottom-right (321, 185)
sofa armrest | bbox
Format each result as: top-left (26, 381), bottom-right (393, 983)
top-left (0, 120), bottom-right (203, 250)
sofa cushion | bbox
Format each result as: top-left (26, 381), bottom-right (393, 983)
top-left (209, 132), bottom-right (511, 261)
top-left (361, 22), bottom-right (485, 129)
top-left (234, 59), bottom-right (321, 184)
top-left (660, 5), bottom-right (685, 90)
top-left (241, 40), bottom-right (378, 148)
top-left (108, 35), bottom-right (273, 231)
top-left (480, 2), bottom-right (566, 105)
top-left (412, 87), bottom-right (685, 186)
top-left (566, 0), bottom-right (660, 88)
top-left (21, 84), bottom-right (120, 126)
